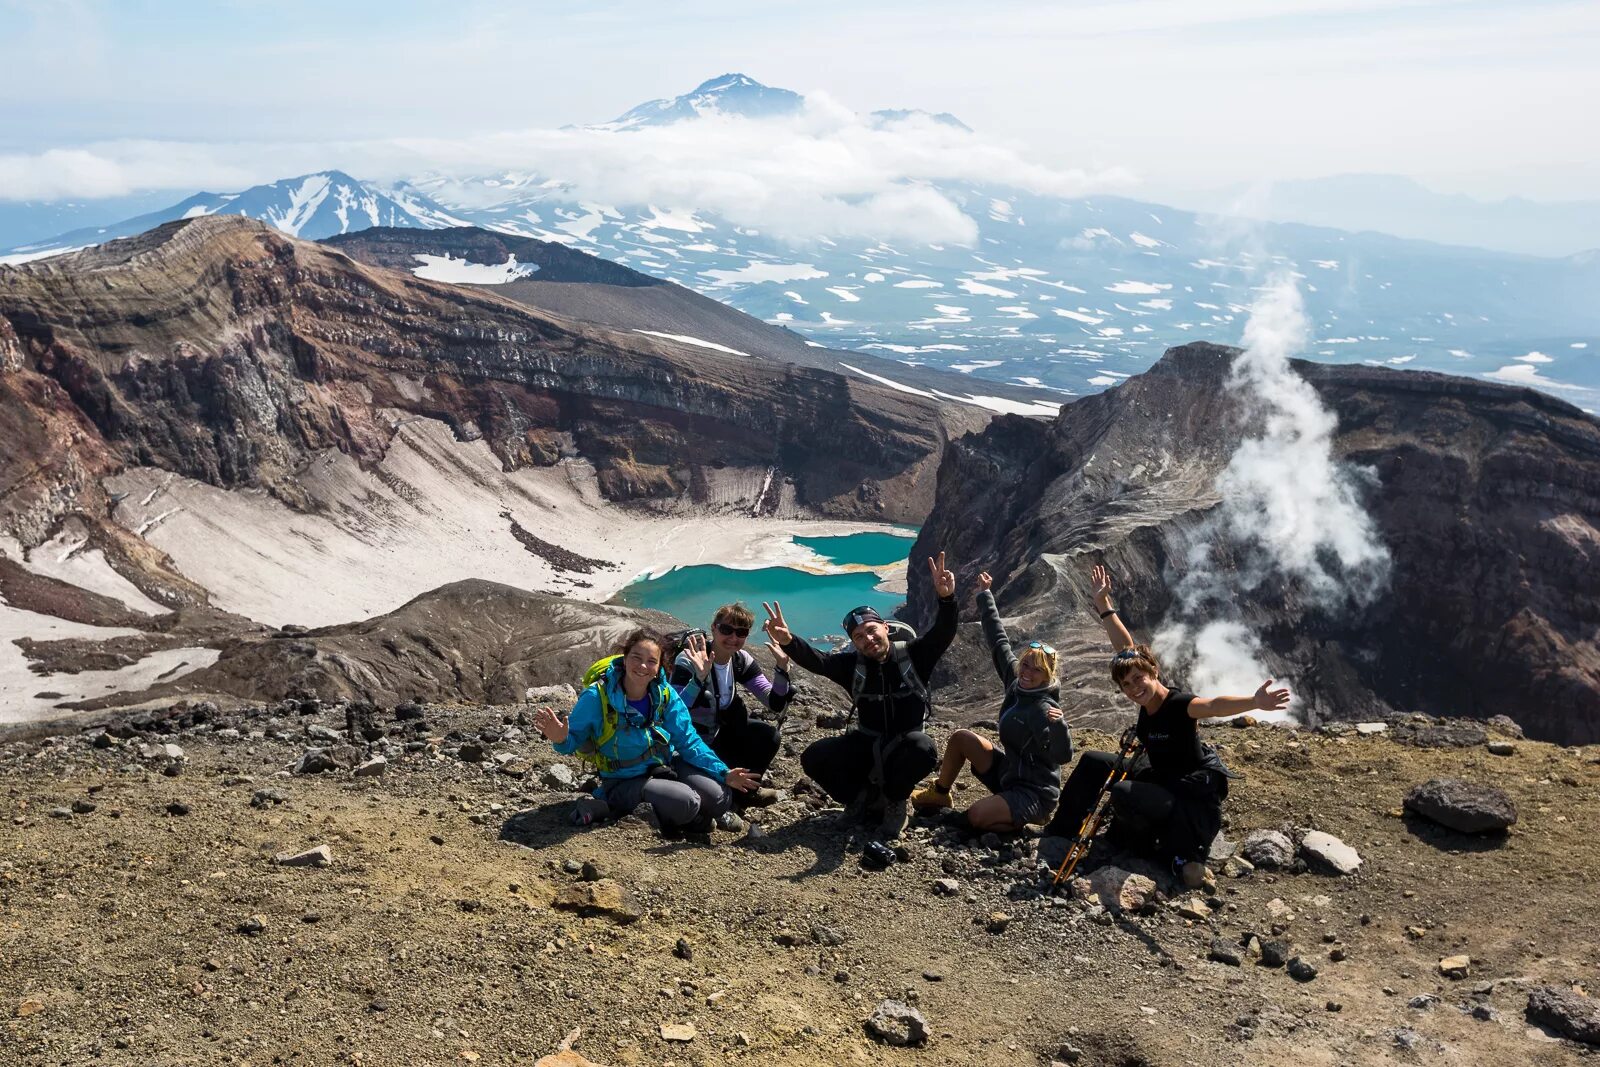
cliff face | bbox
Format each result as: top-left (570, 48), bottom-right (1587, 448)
top-left (0, 216), bottom-right (966, 553)
top-left (910, 342), bottom-right (1600, 745)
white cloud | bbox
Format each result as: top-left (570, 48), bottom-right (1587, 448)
top-left (1515, 350), bottom-right (1553, 363)
top-left (0, 97), bottom-right (1127, 247)
top-left (1483, 363), bottom-right (1591, 393)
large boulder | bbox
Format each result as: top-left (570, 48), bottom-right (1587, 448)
top-left (1404, 779), bottom-right (1517, 833)
top-left (1526, 986), bottom-right (1600, 1044)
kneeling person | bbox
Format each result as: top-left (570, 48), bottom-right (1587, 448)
top-left (534, 629), bottom-right (759, 834)
top-left (669, 602), bottom-right (792, 807)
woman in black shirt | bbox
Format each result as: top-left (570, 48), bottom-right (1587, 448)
top-left (1044, 566), bottom-right (1289, 889)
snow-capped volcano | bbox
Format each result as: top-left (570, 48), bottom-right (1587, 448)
top-left (1, 171), bottom-right (463, 263)
top-left (598, 73), bottom-right (805, 129)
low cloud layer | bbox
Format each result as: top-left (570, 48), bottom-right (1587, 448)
top-left (1156, 276), bottom-right (1392, 714)
top-left (0, 98), bottom-right (1128, 246)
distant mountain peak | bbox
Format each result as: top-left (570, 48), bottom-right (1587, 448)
top-left (603, 73), bottom-right (805, 130)
top-left (870, 108), bottom-right (972, 132)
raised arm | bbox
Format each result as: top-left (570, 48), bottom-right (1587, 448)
top-left (908, 552), bottom-right (959, 681)
top-left (765, 600), bottom-right (855, 691)
top-left (742, 642), bottom-right (794, 713)
top-left (1090, 564), bottom-right (1136, 652)
top-left (1189, 679), bottom-right (1291, 720)
top-left (974, 573), bottom-right (1017, 688)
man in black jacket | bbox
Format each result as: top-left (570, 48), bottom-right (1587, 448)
top-left (762, 551), bottom-right (958, 840)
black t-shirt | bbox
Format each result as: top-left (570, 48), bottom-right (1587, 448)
top-left (1136, 690), bottom-right (1203, 780)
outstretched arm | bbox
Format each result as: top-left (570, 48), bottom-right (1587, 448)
top-left (1189, 679), bottom-right (1291, 720)
top-left (1090, 564), bottom-right (1136, 652)
top-left (765, 600), bottom-right (855, 691)
top-left (975, 573), bottom-right (1017, 688)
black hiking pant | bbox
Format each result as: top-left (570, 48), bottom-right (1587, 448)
top-left (1045, 749), bottom-right (1224, 865)
top-left (694, 696), bottom-right (781, 777)
top-left (800, 729), bottom-right (938, 806)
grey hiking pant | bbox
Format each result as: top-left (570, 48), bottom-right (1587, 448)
top-left (600, 759), bottom-right (730, 830)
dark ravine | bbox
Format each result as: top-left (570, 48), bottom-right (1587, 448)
top-left (909, 341), bottom-right (1600, 745)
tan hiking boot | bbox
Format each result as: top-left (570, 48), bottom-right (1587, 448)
top-left (911, 781), bottom-right (952, 811)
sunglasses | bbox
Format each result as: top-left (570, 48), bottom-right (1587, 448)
top-left (1112, 649), bottom-right (1141, 661)
top-left (716, 623), bottom-right (751, 638)
top-left (1026, 640), bottom-right (1056, 656)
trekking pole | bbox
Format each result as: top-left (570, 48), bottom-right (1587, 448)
top-left (1050, 726), bottom-right (1144, 890)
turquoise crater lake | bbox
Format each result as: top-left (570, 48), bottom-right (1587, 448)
top-left (616, 529), bottom-right (917, 644)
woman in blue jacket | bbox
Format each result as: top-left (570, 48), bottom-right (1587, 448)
top-left (533, 629), bottom-right (759, 833)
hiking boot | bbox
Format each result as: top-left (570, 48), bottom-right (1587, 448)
top-left (714, 811), bottom-right (746, 833)
top-left (840, 786), bottom-right (881, 826)
top-left (878, 799), bottom-right (910, 841)
top-left (1180, 860), bottom-right (1215, 891)
top-left (910, 781), bottom-right (952, 811)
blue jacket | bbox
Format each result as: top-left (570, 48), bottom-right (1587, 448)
top-left (554, 661), bottom-right (730, 782)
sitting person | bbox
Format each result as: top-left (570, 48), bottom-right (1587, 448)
top-left (912, 571), bottom-right (1072, 831)
top-left (533, 629), bottom-right (759, 836)
top-left (765, 551), bottom-right (958, 841)
top-left (668, 603), bottom-right (791, 808)
top-left (1044, 565), bottom-right (1289, 888)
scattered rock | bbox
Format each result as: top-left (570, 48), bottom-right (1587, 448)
top-left (48, 806), bottom-right (71, 819)
top-left (70, 799), bottom-right (96, 814)
top-left (932, 878), bottom-right (961, 896)
top-left (354, 756), bottom-right (387, 777)
top-left (543, 763), bottom-right (579, 790)
top-left (812, 924), bottom-right (846, 946)
top-left (1177, 898), bottom-right (1212, 922)
top-left (237, 915), bottom-right (266, 936)
top-left (1209, 938), bottom-right (1243, 966)
top-left (458, 742), bottom-right (485, 763)
top-left (16, 997), bottom-right (45, 1018)
top-left (394, 702), bottom-right (425, 721)
top-left (1240, 829), bottom-right (1294, 869)
top-left (275, 845), bottom-right (333, 868)
top-left (673, 938), bottom-right (693, 961)
top-left (1409, 994), bottom-right (1440, 1010)
top-left (1081, 866), bottom-right (1157, 912)
top-left (864, 999), bottom-right (929, 1047)
top-left (1486, 740), bottom-right (1515, 756)
top-left (306, 724), bottom-right (342, 743)
top-left (292, 748), bottom-right (343, 775)
top-left (659, 1022), bottom-right (696, 1042)
top-left (166, 801), bottom-right (190, 816)
top-left (1395, 720), bottom-right (1487, 748)
top-left (1287, 956), bottom-right (1319, 982)
top-left (251, 788), bottom-right (288, 808)
top-left (1472, 1004), bottom-right (1500, 1022)
top-left (986, 912), bottom-right (1013, 934)
top-left (1258, 939), bottom-right (1289, 968)
top-left (1527, 987), bottom-right (1600, 1044)
top-left (1438, 955), bottom-right (1471, 979)
top-left (579, 860), bottom-right (603, 882)
top-left (1405, 779), bottom-right (1517, 833)
top-left (524, 684), bottom-right (577, 705)
top-left (1354, 722), bottom-right (1388, 736)
top-left (1486, 714), bottom-right (1524, 739)
top-left (1298, 830), bottom-right (1362, 875)
top-left (552, 880), bottom-right (642, 924)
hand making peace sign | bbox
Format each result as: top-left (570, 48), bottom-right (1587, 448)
top-left (761, 601), bottom-right (792, 646)
top-left (927, 551), bottom-right (956, 599)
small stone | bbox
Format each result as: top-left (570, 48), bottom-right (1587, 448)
top-left (1325, 1001), bottom-right (1343, 1012)
top-left (1354, 722), bottom-right (1388, 735)
top-left (932, 878), bottom-right (961, 896)
top-left (552, 879), bottom-right (642, 924)
top-left (306, 724), bottom-right (342, 743)
top-left (864, 999), bottom-right (929, 1047)
top-left (1486, 740), bottom-right (1515, 756)
top-left (429, 834), bottom-right (446, 846)
top-left (1471, 1004), bottom-right (1499, 1022)
top-left (275, 845), bottom-right (333, 868)
top-left (1329, 946), bottom-right (1348, 962)
top-left (251, 788), bottom-right (288, 808)
top-left (1287, 956), bottom-right (1318, 982)
top-left (354, 756), bottom-right (387, 777)
top-left (922, 970), bottom-right (943, 982)
top-left (1438, 954), bottom-right (1471, 979)
top-left (48, 806), bottom-right (72, 819)
top-left (1393, 1028), bottom-right (1423, 1051)
top-left (1208, 938), bottom-right (1243, 966)
top-left (238, 915), bottom-right (266, 936)
top-left (659, 1022), bottom-right (696, 1042)
top-left (292, 748), bottom-right (343, 775)
top-left (1085, 866), bottom-right (1156, 912)
top-left (166, 801), bottom-right (190, 816)
top-left (673, 938), bottom-right (693, 961)
top-left (1240, 829), bottom-right (1294, 869)
top-left (1409, 994), bottom-right (1440, 1010)
top-left (16, 997), bottom-right (45, 1018)
top-left (986, 912), bottom-right (1013, 934)
top-left (394, 702), bottom-right (425, 721)
top-left (733, 1031), bottom-right (751, 1047)
top-left (458, 743), bottom-right (485, 763)
top-left (1177, 897), bottom-right (1211, 922)
top-left (1298, 830), bottom-right (1362, 876)
top-left (580, 860), bottom-right (603, 882)
top-left (811, 925), bottom-right (846, 946)
top-left (1258, 939), bottom-right (1289, 968)
top-left (70, 800), bottom-right (96, 815)
top-left (542, 763), bottom-right (579, 790)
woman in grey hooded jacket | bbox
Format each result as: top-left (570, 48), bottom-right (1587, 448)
top-left (911, 571), bottom-right (1073, 830)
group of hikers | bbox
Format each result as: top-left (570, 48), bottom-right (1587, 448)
top-left (532, 551), bottom-right (1290, 889)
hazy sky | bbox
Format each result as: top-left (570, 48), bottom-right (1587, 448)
top-left (1, 0), bottom-right (1595, 202)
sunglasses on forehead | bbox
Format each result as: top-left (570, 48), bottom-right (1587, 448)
top-left (1112, 649), bottom-right (1142, 661)
top-left (716, 623), bottom-right (750, 638)
top-left (1026, 640), bottom-right (1056, 656)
